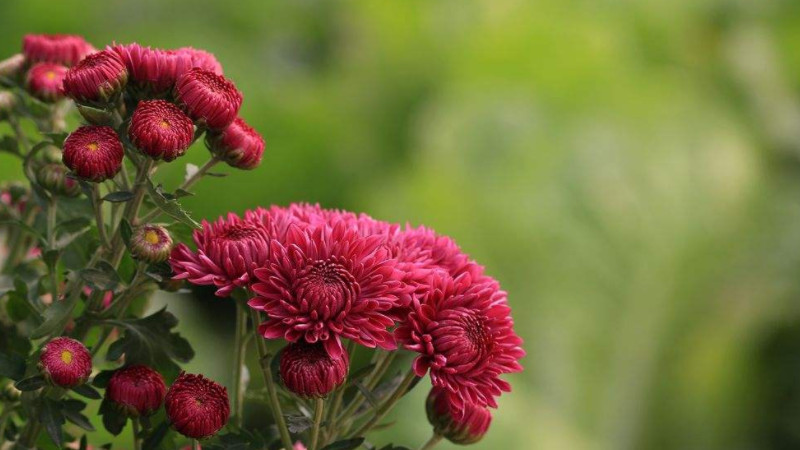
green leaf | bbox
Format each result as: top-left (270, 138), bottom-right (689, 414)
top-left (321, 438), bottom-right (365, 450)
top-left (29, 291), bottom-right (77, 339)
top-left (71, 383), bottom-right (101, 400)
top-left (141, 421), bottom-right (171, 449)
top-left (92, 369), bottom-right (117, 389)
top-left (0, 135), bottom-right (19, 155)
top-left (15, 374), bottom-right (46, 391)
top-left (120, 218), bottom-right (133, 248)
top-left (76, 104), bottom-right (113, 126)
top-left (42, 131), bottom-right (69, 147)
top-left (103, 191), bottom-right (135, 203)
top-left (79, 261), bottom-right (121, 291)
top-left (145, 178), bottom-right (200, 229)
top-left (62, 407), bottom-right (95, 431)
top-left (39, 398), bottom-right (65, 447)
top-left (0, 218), bottom-right (45, 245)
top-left (286, 414), bottom-right (313, 433)
top-left (99, 397), bottom-right (127, 436)
top-left (353, 381), bottom-right (380, 410)
top-left (0, 351), bottom-right (26, 380)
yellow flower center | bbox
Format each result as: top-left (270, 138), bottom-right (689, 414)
top-left (60, 350), bottom-right (73, 364)
top-left (45, 71), bottom-right (55, 80)
top-left (144, 230), bottom-right (160, 245)
top-left (86, 142), bottom-right (99, 152)
top-left (159, 120), bottom-right (171, 129)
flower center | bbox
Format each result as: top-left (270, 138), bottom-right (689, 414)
top-left (60, 350), bottom-right (73, 364)
top-left (45, 71), bottom-right (55, 80)
top-left (144, 230), bottom-right (160, 245)
top-left (159, 119), bottom-right (171, 129)
top-left (296, 260), bottom-right (358, 320)
top-left (86, 142), bottom-right (99, 152)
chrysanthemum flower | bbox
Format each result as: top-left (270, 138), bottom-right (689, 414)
top-left (128, 100), bottom-right (195, 161)
top-left (207, 117), bottom-right (264, 169)
top-left (174, 68), bottom-right (242, 130)
top-left (131, 224), bottom-right (173, 263)
top-left (26, 62), bottom-right (67, 102)
top-left (106, 365), bottom-right (166, 417)
top-left (169, 212), bottom-right (271, 297)
top-left (175, 47), bottom-right (223, 75)
top-left (62, 125), bottom-right (124, 182)
top-left (39, 337), bottom-right (92, 388)
top-left (23, 34), bottom-right (94, 67)
top-left (111, 43), bottom-right (175, 94)
top-left (165, 372), bottom-right (229, 439)
top-left (395, 271), bottom-right (524, 412)
top-left (36, 163), bottom-right (80, 197)
top-left (63, 49), bottom-right (127, 103)
top-left (279, 341), bottom-right (349, 398)
top-left (426, 387), bottom-right (492, 445)
top-left (249, 219), bottom-right (407, 358)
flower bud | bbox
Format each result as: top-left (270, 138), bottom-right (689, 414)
top-left (63, 49), bottom-right (127, 103)
top-left (39, 337), bottom-right (92, 388)
top-left (23, 34), bottom-right (94, 67)
top-left (26, 62), bottom-right (68, 102)
top-left (131, 224), bottom-right (173, 263)
top-left (165, 372), bottom-right (230, 439)
top-left (36, 163), bottom-right (80, 197)
top-left (279, 341), bottom-right (349, 398)
top-left (174, 68), bottom-right (242, 130)
top-left (62, 125), bottom-right (124, 182)
top-left (1, 380), bottom-right (21, 402)
top-left (0, 90), bottom-right (16, 121)
top-left (207, 117), bottom-right (264, 170)
top-left (128, 100), bottom-right (194, 161)
top-left (425, 388), bottom-right (492, 445)
top-left (0, 54), bottom-right (25, 79)
top-left (106, 365), bottom-right (166, 417)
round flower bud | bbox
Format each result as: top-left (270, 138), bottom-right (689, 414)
top-left (0, 54), bottom-right (25, 79)
top-left (128, 100), bottom-right (194, 161)
top-left (174, 68), bottom-right (242, 130)
top-left (39, 337), bottom-right (92, 388)
top-left (426, 388), bottom-right (492, 445)
top-left (165, 372), bottom-right (230, 439)
top-left (207, 117), bottom-right (264, 170)
top-left (279, 341), bottom-right (349, 398)
top-left (2, 380), bottom-right (21, 402)
top-left (106, 365), bottom-right (166, 417)
top-left (63, 49), bottom-right (127, 103)
top-left (23, 34), bottom-right (94, 67)
top-left (62, 125), bottom-right (124, 182)
top-left (131, 224), bottom-right (173, 263)
top-left (0, 90), bottom-right (16, 121)
top-left (26, 62), bottom-right (68, 102)
top-left (36, 163), bottom-right (80, 197)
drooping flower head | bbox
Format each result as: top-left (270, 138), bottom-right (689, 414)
top-left (426, 387), bottom-right (492, 445)
top-left (395, 271), bottom-right (524, 412)
top-left (165, 372), bottom-right (230, 439)
top-left (23, 34), bottom-right (94, 67)
top-left (63, 49), bottom-right (127, 102)
top-left (62, 125), bottom-right (124, 182)
top-left (131, 224), bottom-right (173, 263)
top-left (279, 341), bottom-right (349, 398)
top-left (38, 337), bottom-right (92, 388)
top-left (170, 212), bottom-right (270, 297)
top-left (129, 100), bottom-right (195, 161)
top-left (36, 163), bottom-right (80, 197)
top-left (106, 365), bottom-right (166, 417)
top-left (249, 219), bottom-right (407, 358)
top-left (26, 62), bottom-right (67, 102)
top-left (174, 68), bottom-right (242, 130)
top-left (207, 117), bottom-right (264, 169)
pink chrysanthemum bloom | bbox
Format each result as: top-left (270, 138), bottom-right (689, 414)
top-left (26, 62), bottom-right (67, 102)
top-left (174, 68), bottom-right (242, 130)
top-left (249, 219), bottom-right (407, 358)
top-left (207, 117), bottom-right (265, 169)
top-left (63, 49), bottom-right (127, 102)
top-left (39, 337), bottom-right (92, 388)
top-left (131, 224), bottom-right (173, 263)
top-left (129, 100), bottom-right (195, 161)
top-left (106, 365), bottom-right (166, 417)
top-left (395, 271), bottom-right (524, 412)
top-left (175, 47), bottom-right (223, 75)
top-left (170, 212), bottom-right (270, 297)
top-left (111, 43), bottom-right (175, 94)
top-left (62, 125), bottom-right (124, 182)
top-left (23, 34), bottom-right (94, 67)
top-left (426, 387), bottom-right (492, 445)
top-left (165, 372), bottom-right (229, 439)
top-left (279, 341), bottom-right (349, 398)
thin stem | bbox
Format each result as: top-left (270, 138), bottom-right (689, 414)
top-left (311, 398), bottom-right (324, 450)
top-left (349, 369), bottom-right (417, 439)
top-left (418, 433), bottom-right (442, 450)
top-left (0, 403), bottom-right (12, 443)
top-left (323, 341), bottom-right (355, 444)
top-left (138, 157), bottom-right (219, 224)
top-left (92, 185), bottom-right (110, 250)
top-left (192, 439), bottom-right (200, 450)
top-left (231, 299), bottom-right (248, 427)
top-left (248, 308), bottom-right (293, 450)
top-left (336, 351), bottom-right (396, 432)
top-left (8, 116), bottom-right (30, 153)
top-left (46, 197), bottom-right (58, 296)
top-left (132, 419), bottom-right (141, 450)
top-left (111, 159), bottom-right (153, 265)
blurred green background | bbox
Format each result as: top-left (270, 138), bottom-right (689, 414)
top-left (4, 0), bottom-right (800, 448)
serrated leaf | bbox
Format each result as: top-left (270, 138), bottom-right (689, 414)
top-left (71, 383), bottom-right (101, 400)
top-left (40, 398), bottom-right (65, 447)
top-left (103, 191), bottom-right (135, 203)
top-left (321, 438), bottom-right (365, 450)
top-left (79, 261), bottom-right (121, 291)
top-left (15, 374), bottom-right (46, 391)
top-left (145, 178), bottom-right (200, 228)
top-left (30, 292), bottom-right (77, 339)
top-left (99, 397), bottom-right (127, 436)
top-left (62, 407), bottom-right (95, 431)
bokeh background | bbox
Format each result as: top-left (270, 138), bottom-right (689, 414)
top-left (4, 0), bottom-right (800, 448)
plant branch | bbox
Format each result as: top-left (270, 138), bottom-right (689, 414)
top-left (349, 369), bottom-right (417, 439)
top-left (418, 433), bottom-right (442, 450)
top-left (311, 397), bottom-right (324, 450)
top-left (231, 298), bottom-right (248, 427)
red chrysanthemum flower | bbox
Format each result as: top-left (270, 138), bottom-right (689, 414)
top-left (106, 365), bottom-right (166, 417)
top-left (128, 100), bottom-right (195, 161)
top-left (426, 387), bottom-right (492, 445)
top-left (110, 43), bottom-right (175, 94)
top-left (26, 62), bottom-right (67, 102)
top-left (23, 34), bottom-right (94, 67)
top-left (279, 341), bottom-right (349, 398)
top-left (131, 224), bottom-right (174, 263)
top-left (207, 117), bottom-right (264, 169)
top-left (165, 372), bottom-right (230, 439)
top-left (175, 47), bottom-right (223, 75)
top-left (63, 49), bottom-right (127, 102)
top-left (174, 68), bottom-right (242, 130)
top-left (62, 125), bottom-right (124, 182)
top-left (38, 337), bottom-right (92, 388)
top-left (170, 212), bottom-right (270, 297)
top-left (249, 219), bottom-right (407, 359)
top-left (395, 271), bottom-right (524, 412)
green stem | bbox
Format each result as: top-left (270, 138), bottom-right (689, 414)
top-left (248, 308), bottom-right (293, 450)
top-left (192, 439), bottom-right (200, 450)
top-left (311, 397), bottom-right (324, 450)
top-left (336, 350), bottom-right (396, 433)
top-left (111, 159), bottom-right (153, 265)
top-left (15, 417), bottom-right (41, 449)
top-left (418, 433), bottom-right (442, 450)
top-left (132, 418), bottom-right (141, 450)
top-left (349, 369), bottom-right (417, 439)
top-left (8, 116), bottom-right (30, 153)
top-left (323, 341), bottom-right (355, 444)
top-left (45, 197), bottom-right (58, 296)
top-left (138, 157), bottom-right (219, 224)
top-left (231, 299), bottom-right (248, 427)
top-left (91, 185), bottom-right (110, 250)
top-left (0, 403), bottom-right (12, 442)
